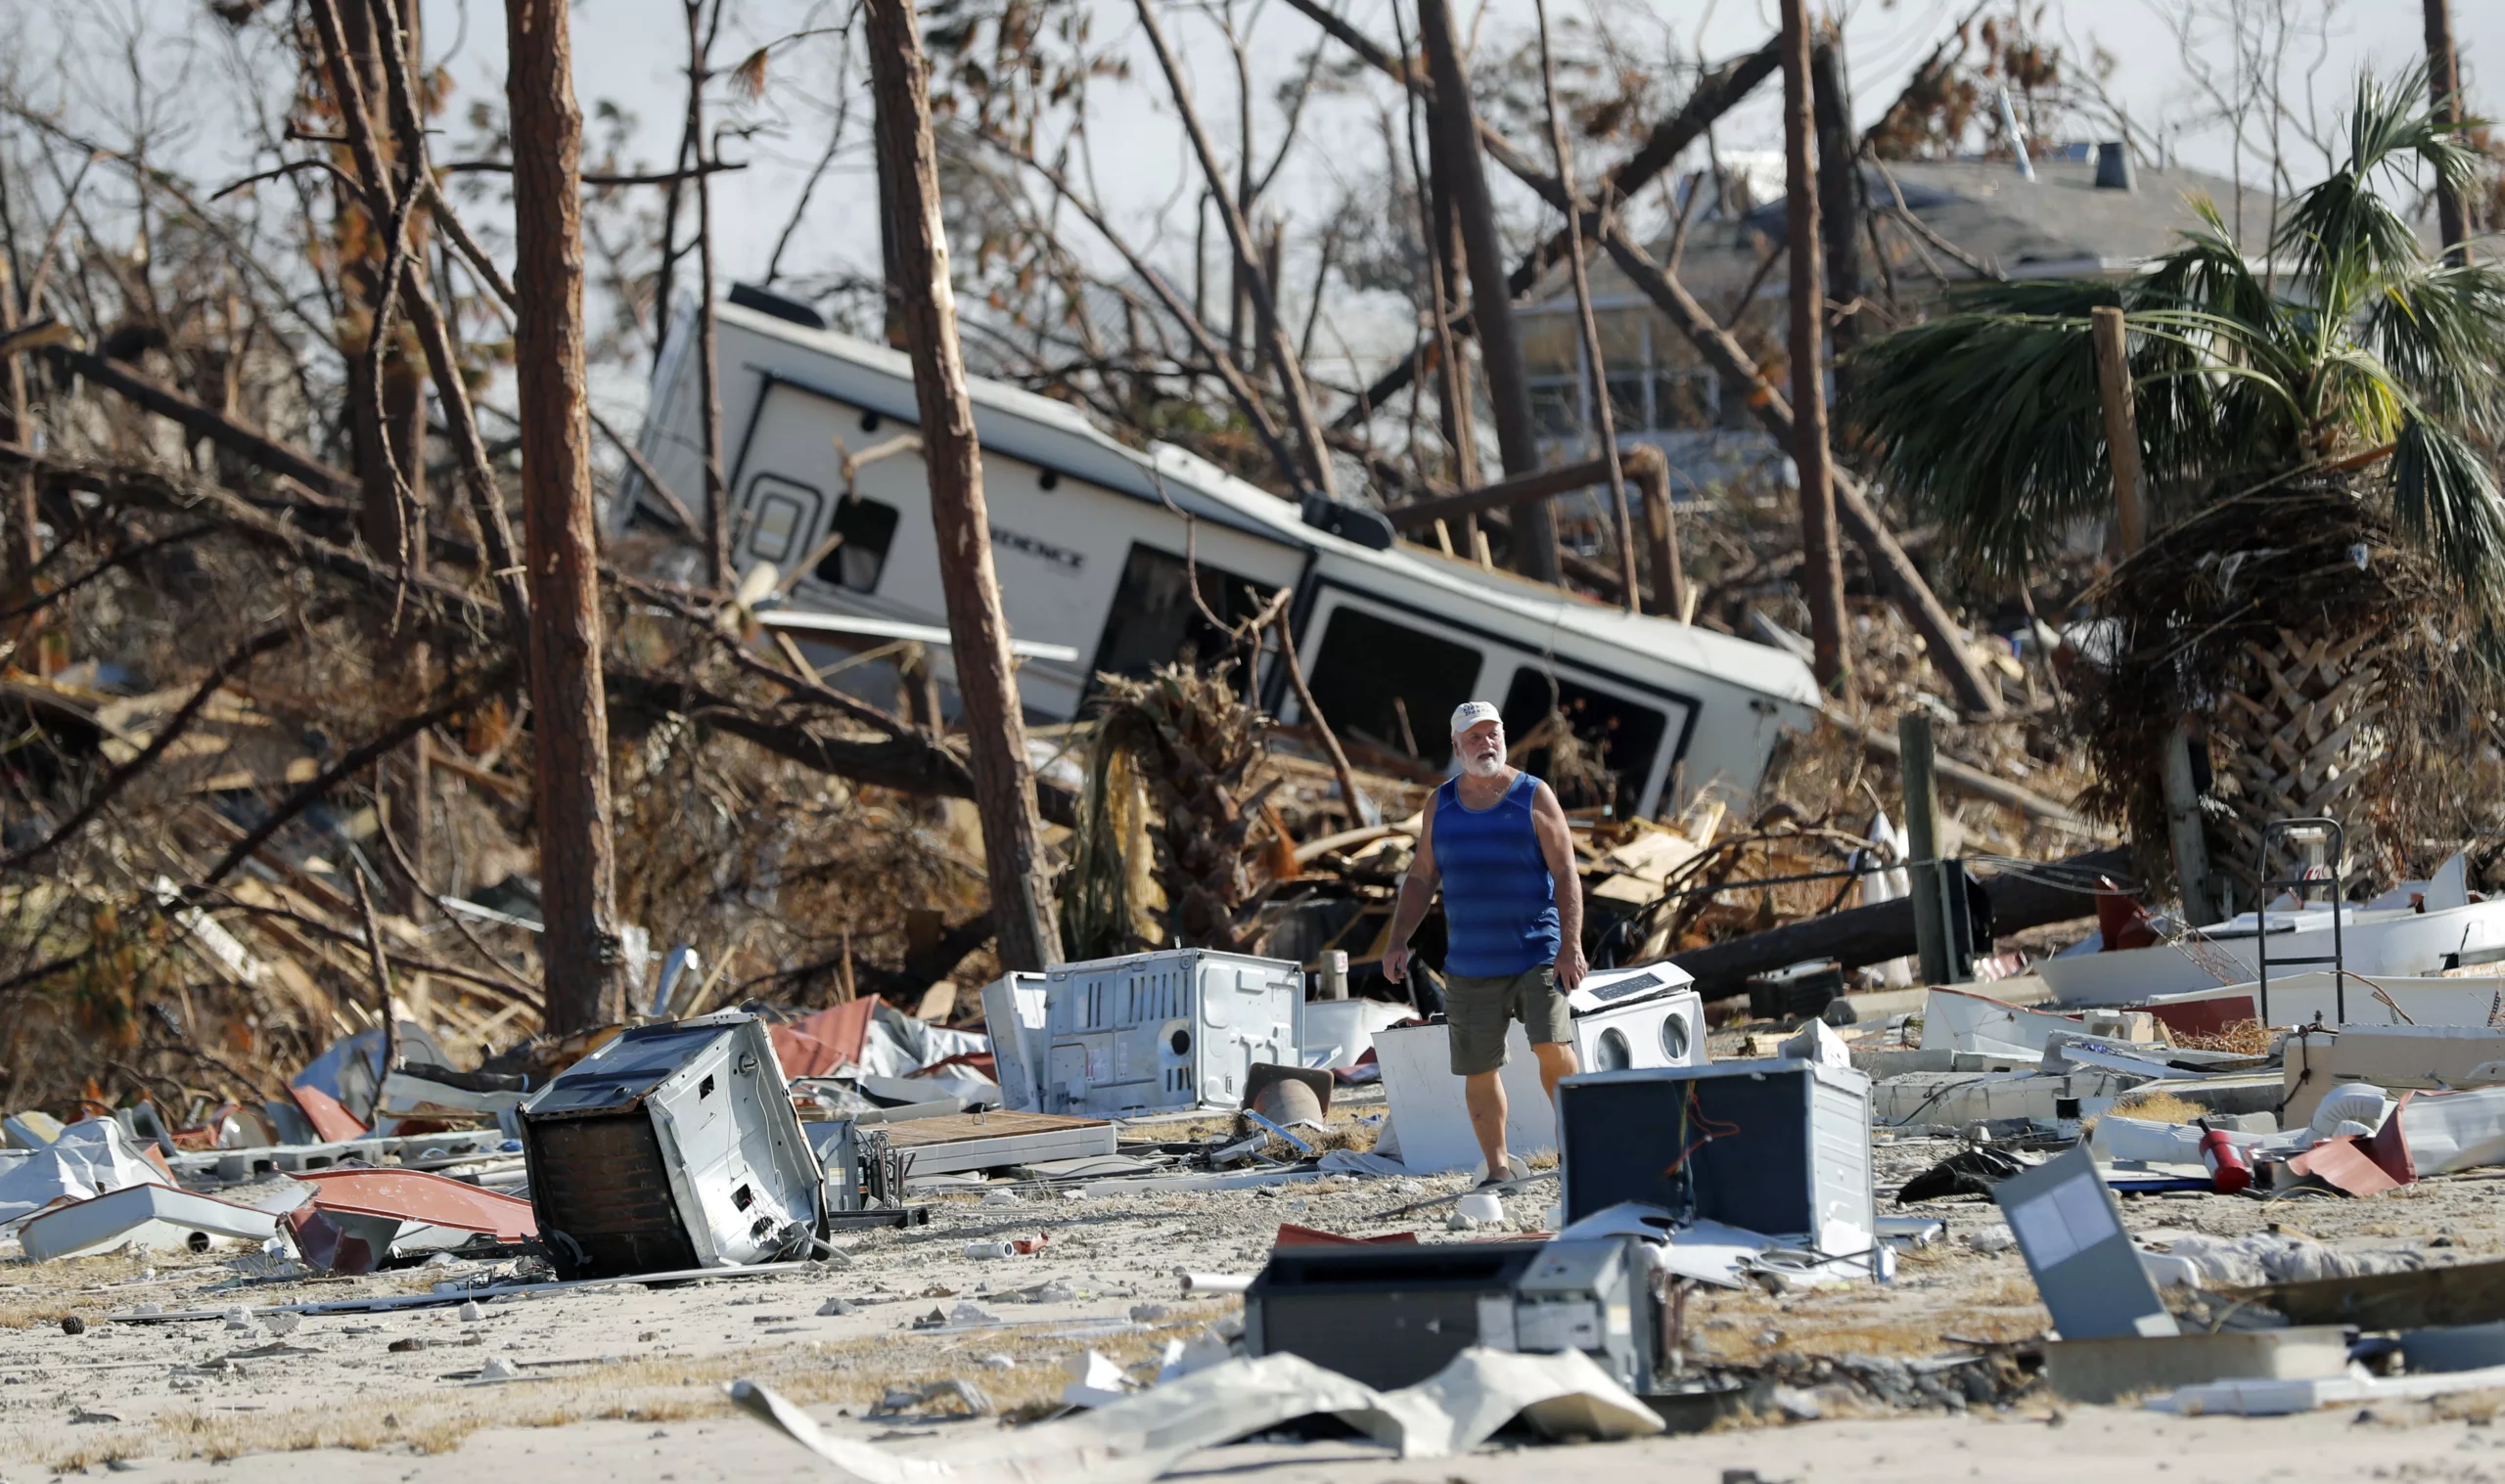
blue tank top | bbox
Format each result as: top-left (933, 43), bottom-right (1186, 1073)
top-left (1433, 771), bottom-right (1561, 977)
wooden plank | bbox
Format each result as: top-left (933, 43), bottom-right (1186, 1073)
top-left (878, 1110), bottom-right (1120, 1176)
top-left (2249, 1257), bottom-right (2505, 1330)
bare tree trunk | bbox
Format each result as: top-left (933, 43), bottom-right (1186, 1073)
top-left (0, 256), bottom-right (34, 593)
top-left (333, 0), bottom-right (428, 579)
top-left (1415, 0), bottom-right (1557, 583)
top-left (1532, 0), bottom-right (1636, 613)
top-left (1809, 37), bottom-right (1863, 356)
top-left (2426, 0), bottom-right (2468, 266)
top-left (1128, 0), bottom-right (1339, 502)
top-left (875, 109), bottom-right (909, 347)
top-left (507, 0), bottom-right (626, 1032)
top-left (1782, 0), bottom-right (1846, 693)
top-left (865, 0), bottom-right (1066, 974)
top-left (685, 0), bottom-right (731, 590)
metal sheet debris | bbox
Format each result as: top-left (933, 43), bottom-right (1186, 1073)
top-left (18, 1182), bottom-right (279, 1260)
top-left (731, 1345), bottom-right (1661, 1483)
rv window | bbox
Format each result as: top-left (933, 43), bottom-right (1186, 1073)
top-left (1086, 545), bottom-right (1264, 693)
top-left (1498, 668), bottom-right (1666, 818)
top-left (743, 477), bottom-right (815, 564)
top-left (813, 496), bottom-right (900, 592)
top-left (1302, 607), bottom-right (1480, 770)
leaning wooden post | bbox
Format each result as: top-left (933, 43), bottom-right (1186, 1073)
top-left (864, 0), bottom-right (1065, 972)
top-left (1899, 711), bottom-right (1958, 986)
top-left (2094, 304), bottom-right (2213, 922)
top-left (1626, 446), bottom-right (1689, 623)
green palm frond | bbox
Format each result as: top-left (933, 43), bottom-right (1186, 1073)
top-left (2391, 417), bottom-right (2505, 609)
top-left (1844, 308), bottom-right (2114, 573)
top-left (2365, 262), bottom-right (2505, 433)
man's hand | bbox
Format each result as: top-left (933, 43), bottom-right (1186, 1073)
top-left (1555, 940), bottom-right (1588, 993)
top-left (1384, 942), bottom-right (1413, 982)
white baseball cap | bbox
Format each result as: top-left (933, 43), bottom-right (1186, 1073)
top-left (1449, 700), bottom-right (1502, 735)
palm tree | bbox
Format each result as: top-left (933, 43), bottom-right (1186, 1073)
top-left (1843, 73), bottom-right (2505, 905)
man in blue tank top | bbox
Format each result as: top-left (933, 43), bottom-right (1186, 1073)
top-left (1384, 700), bottom-right (1585, 1185)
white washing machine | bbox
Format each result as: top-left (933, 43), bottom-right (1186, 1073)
top-left (1567, 963), bottom-right (1707, 1072)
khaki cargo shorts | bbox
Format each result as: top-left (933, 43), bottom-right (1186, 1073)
top-left (1444, 964), bottom-right (1571, 1076)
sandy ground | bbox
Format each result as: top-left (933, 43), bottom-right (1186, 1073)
top-left (6, 1098), bottom-right (2505, 1479)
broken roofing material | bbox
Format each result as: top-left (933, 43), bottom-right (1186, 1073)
top-left (282, 1168), bottom-right (538, 1275)
top-left (520, 1012), bottom-right (824, 1279)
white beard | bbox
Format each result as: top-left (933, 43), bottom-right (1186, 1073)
top-left (1461, 748), bottom-right (1507, 779)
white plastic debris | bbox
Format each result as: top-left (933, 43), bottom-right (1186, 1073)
top-left (458, 1300), bottom-right (483, 1322)
top-left (477, 1356), bottom-right (519, 1382)
top-left (1779, 1017), bottom-right (1851, 1069)
top-left (2311, 1082), bottom-right (2391, 1136)
top-left (1062, 1349), bottom-right (1131, 1409)
top-left (222, 1307), bottom-right (251, 1331)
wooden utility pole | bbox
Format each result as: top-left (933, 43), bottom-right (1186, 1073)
top-left (2426, 0), bottom-right (2469, 266)
top-left (684, 0), bottom-right (733, 590)
top-left (507, 0), bottom-right (627, 1031)
top-left (1416, 0), bottom-right (1559, 584)
top-left (1782, 0), bottom-right (1847, 692)
top-left (2094, 304), bottom-right (2213, 922)
top-left (864, 0), bottom-right (1066, 974)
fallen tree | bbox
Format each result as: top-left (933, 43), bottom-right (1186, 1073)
top-left (1667, 844), bottom-right (2130, 998)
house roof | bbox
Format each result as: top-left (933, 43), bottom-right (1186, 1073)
top-left (1532, 157), bottom-right (2279, 316)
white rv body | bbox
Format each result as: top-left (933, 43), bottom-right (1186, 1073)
top-left (621, 295), bottom-right (1821, 815)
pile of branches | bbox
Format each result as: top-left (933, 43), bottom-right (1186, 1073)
top-left (2067, 472), bottom-right (2505, 899)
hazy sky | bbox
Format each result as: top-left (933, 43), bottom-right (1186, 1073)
top-left (516, 0), bottom-right (2499, 303)
top-left (8, 0), bottom-right (2496, 409)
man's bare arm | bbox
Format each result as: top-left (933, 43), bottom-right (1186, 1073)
top-left (1383, 804), bottom-right (1439, 981)
top-left (1531, 781), bottom-right (1586, 989)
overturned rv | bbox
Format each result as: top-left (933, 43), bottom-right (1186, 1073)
top-left (619, 289), bottom-right (1820, 816)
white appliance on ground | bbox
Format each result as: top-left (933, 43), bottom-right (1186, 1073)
top-left (1033, 950), bottom-right (1304, 1117)
top-left (1566, 962), bottom-right (1707, 1073)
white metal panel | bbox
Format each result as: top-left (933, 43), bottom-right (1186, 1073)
top-left (1037, 950), bottom-right (1303, 1116)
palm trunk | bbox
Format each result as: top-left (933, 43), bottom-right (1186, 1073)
top-left (865, 0), bottom-right (1065, 974)
top-left (507, 0), bottom-right (626, 1032)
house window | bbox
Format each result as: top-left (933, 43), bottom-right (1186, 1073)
top-left (812, 495), bottom-right (900, 592)
top-left (1301, 606), bottom-right (1481, 770)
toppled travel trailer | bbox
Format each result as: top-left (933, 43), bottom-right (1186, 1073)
top-left (620, 290), bottom-right (1821, 814)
